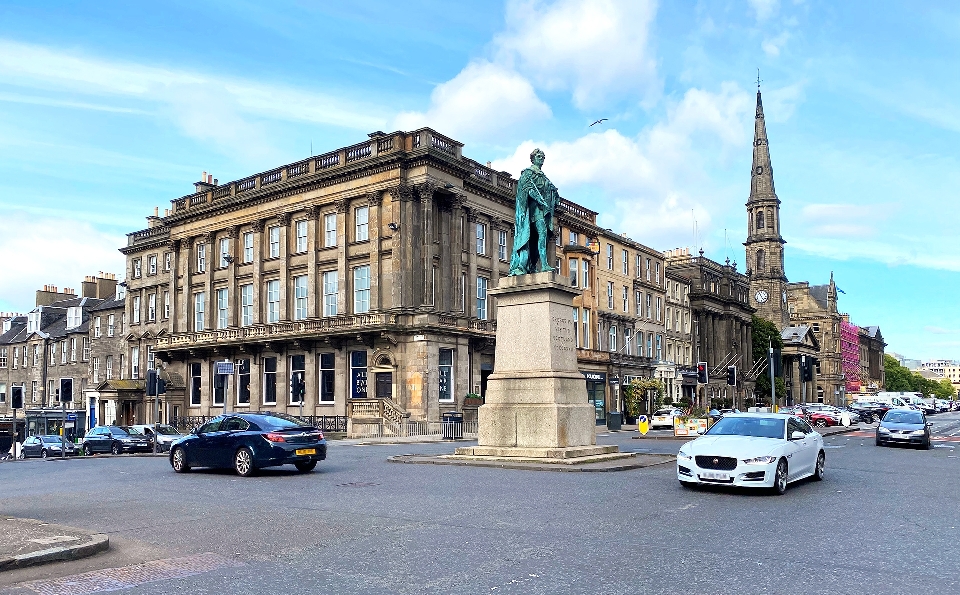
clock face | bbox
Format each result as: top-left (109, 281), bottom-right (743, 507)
top-left (755, 290), bottom-right (768, 304)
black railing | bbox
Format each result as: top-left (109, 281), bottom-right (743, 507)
top-left (170, 414), bottom-right (347, 434)
top-left (171, 415), bottom-right (214, 432)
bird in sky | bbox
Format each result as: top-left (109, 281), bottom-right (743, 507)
top-left (589, 118), bottom-right (608, 127)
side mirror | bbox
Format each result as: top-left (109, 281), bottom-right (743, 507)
top-left (790, 431), bottom-right (805, 441)
top-left (926, 422), bottom-right (933, 427)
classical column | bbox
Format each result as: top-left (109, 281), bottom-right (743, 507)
top-left (387, 184), bottom-right (411, 309)
top-left (305, 205), bottom-right (320, 318)
top-left (277, 212), bottom-right (290, 321)
top-left (227, 226), bottom-right (239, 327)
top-left (367, 191), bottom-right (383, 311)
top-left (168, 239), bottom-right (180, 334)
top-left (418, 182), bottom-right (436, 308)
top-left (251, 220), bottom-right (265, 324)
top-left (451, 194), bottom-right (465, 312)
top-left (203, 231), bottom-right (215, 331)
top-left (335, 197), bottom-right (349, 314)
top-left (437, 199), bottom-right (453, 312)
top-left (466, 209), bottom-right (479, 317)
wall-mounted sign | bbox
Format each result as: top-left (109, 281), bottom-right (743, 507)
top-left (581, 371), bottom-right (606, 383)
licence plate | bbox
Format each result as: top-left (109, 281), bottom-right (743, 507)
top-left (701, 471), bottom-right (730, 480)
top-left (295, 448), bottom-right (316, 456)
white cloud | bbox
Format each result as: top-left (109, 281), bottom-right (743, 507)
top-left (0, 211), bottom-right (125, 312)
top-left (492, 83), bottom-right (753, 249)
top-left (748, 0), bottom-right (780, 21)
top-left (392, 61), bottom-right (551, 142)
top-left (798, 203), bottom-right (894, 239)
top-left (789, 234), bottom-right (960, 273)
top-left (762, 31), bottom-right (791, 57)
top-left (495, 0), bottom-right (659, 109)
top-left (0, 39), bottom-right (389, 160)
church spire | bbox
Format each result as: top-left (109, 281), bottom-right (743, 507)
top-left (749, 90), bottom-right (776, 202)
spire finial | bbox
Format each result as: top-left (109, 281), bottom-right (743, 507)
top-left (757, 68), bottom-right (762, 90)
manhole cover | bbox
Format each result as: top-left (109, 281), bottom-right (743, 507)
top-left (337, 482), bottom-right (380, 488)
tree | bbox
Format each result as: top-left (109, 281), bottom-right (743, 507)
top-left (883, 355), bottom-right (914, 391)
top-left (752, 316), bottom-right (785, 402)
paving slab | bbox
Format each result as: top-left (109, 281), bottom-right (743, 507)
top-left (0, 518), bottom-right (109, 572)
top-left (388, 452), bottom-right (675, 472)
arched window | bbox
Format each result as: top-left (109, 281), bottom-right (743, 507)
top-left (756, 249), bottom-right (766, 271)
top-left (756, 211), bottom-right (765, 229)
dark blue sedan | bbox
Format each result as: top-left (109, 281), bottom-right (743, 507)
top-left (876, 409), bottom-right (932, 449)
top-left (169, 412), bottom-right (327, 476)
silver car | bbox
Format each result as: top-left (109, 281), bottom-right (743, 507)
top-left (128, 424), bottom-right (185, 452)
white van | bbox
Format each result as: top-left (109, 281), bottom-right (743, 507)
top-left (870, 392), bottom-right (916, 408)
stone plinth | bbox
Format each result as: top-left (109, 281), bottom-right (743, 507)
top-left (455, 272), bottom-right (617, 462)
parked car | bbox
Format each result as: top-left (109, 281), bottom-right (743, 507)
top-left (81, 425), bottom-right (152, 455)
top-left (808, 412), bottom-right (841, 428)
top-left (129, 424), bottom-right (185, 453)
top-left (169, 412), bottom-right (327, 477)
top-left (876, 409), bottom-right (932, 449)
top-left (849, 403), bottom-right (883, 423)
top-left (651, 408), bottom-right (684, 429)
top-left (20, 435), bottom-right (78, 459)
top-left (677, 413), bottom-right (825, 495)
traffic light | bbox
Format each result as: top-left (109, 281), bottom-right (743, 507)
top-left (772, 349), bottom-right (783, 377)
top-left (11, 386), bottom-right (23, 410)
top-left (727, 365), bottom-right (737, 386)
top-left (146, 369), bottom-right (158, 397)
top-left (696, 362), bottom-right (708, 384)
top-left (291, 373), bottom-right (305, 403)
top-left (801, 357), bottom-right (813, 382)
top-left (59, 378), bottom-right (73, 403)
top-left (157, 378), bottom-right (167, 395)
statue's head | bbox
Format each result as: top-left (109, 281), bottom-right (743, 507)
top-left (529, 148), bottom-right (545, 168)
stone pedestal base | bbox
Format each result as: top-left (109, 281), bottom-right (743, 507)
top-left (454, 444), bottom-right (616, 459)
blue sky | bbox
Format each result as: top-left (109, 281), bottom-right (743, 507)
top-left (0, 0), bottom-right (957, 360)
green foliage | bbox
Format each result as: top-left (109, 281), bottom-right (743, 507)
top-left (883, 355), bottom-right (958, 398)
top-left (752, 315), bottom-right (784, 363)
top-left (623, 378), bottom-right (664, 417)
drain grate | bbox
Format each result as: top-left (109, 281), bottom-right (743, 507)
top-left (336, 481), bottom-right (380, 488)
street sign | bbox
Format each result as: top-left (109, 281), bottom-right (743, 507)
top-left (64, 422), bottom-right (75, 429)
top-left (67, 414), bottom-right (77, 421)
top-left (637, 415), bottom-right (649, 435)
top-left (215, 361), bottom-right (235, 376)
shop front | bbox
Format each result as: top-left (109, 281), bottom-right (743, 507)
top-left (24, 408), bottom-right (88, 442)
top-left (581, 371), bottom-right (607, 424)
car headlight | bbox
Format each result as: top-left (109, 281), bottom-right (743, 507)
top-left (742, 456), bottom-right (777, 465)
top-left (677, 450), bottom-right (692, 461)
top-left (878, 427), bottom-right (890, 434)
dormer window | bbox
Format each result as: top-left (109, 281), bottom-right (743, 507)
top-left (2, 320), bottom-right (11, 333)
top-left (27, 312), bottom-right (41, 334)
top-left (66, 307), bottom-right (82, 329)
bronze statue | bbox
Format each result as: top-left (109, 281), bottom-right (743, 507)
top-left (509, 148), bottom-right (558, 275)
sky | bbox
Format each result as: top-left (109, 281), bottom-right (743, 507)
top-left (0, 0), bottom-right (957, 360)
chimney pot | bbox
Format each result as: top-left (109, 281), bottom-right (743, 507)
top-left (202, 171), bottom-right (207, 182)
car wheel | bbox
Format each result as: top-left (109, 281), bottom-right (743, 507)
top-left (111, 442), bottom-right (123, 455)
top-left (813, 451), bottom-right (825, 481)
top-left (294, 460), bottom-right (317, 473)
top-left (772, 459), bottom-right (788, 495)
top-left (171, 447), bottom-right (190, 473)
top-left (234, 447), bottom-right (256, 477)
top-left (923, 438), bottom-right (932, 450)
top-left (41, 449), bottom-right (48, 459)
top-left (814, 419), bottom-right (827, 428)
top-left (875, 437), bottom-right (884, 447)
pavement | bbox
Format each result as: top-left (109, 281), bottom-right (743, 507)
top-left (0, 518), bottom-right (108, 572)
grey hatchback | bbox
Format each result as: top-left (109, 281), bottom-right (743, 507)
top-left (876, 409), bottom-right (932, 449)
top-left (81, 425), bottom-right (152, 455)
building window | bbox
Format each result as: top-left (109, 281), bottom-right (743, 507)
top-left (295, 220), bottom-right (308, 253)
top-left (107, 314), bottom-right (115, 337)
top-left (66, 306), bottom-right (81, 329)
top-left (163, 292), bottom-right (170, 319)
top-left (625, 328), bottom-right (632, 355)
top-left (0, 348), bottom-right (6, 368)
top-left (196, 244), bottom-right (206, 273)
top-left (355, 206), bottom-right (369, 242)
top-left (0, 383), bottom-right (6, 403)
top-left (290, 354), bottom-right (306, 404)
top-left (243, 232), bottom-right (254, 263)
top-left (569, 230), bottom-right (578, 245)
top-left (293, 275), bottom-right (308, 320)
top-left (148, 293), bottom-right (156, 322)
top-left (219, 237), bottom-right (230, 268)
top-left (635, 291), bottom-right (642, 316)
top-left (636, 254), bottom-right (642, 278)
top-left (573, 308), bottom-right (580, 348)
top-left (476, 223), bottom-right (486, 255)
top-left (240, 284), bottom-right (253, 326)
top-left (324, 213), bottom-right (337, 247)
top-left (263, 357), bottom-right (277, 404)
top-left (812, 322), bottom-right (820, 333)
top-left (49, 342), bottom-right (56, 365)
top-left (323, 271), bottom-right (338, 317)
top-left (646, 293), bottom-right (652, 319)
top-left (60, 341), bottom-right (67, 364)
top-left (665, 307), bottom-right (672, 331)
top-left (131, 346), bottom-right (140, 379)
top-left (164, 252), bottom-right (172, 271)
top-left (266, 280), bottom-right (280, 323)
top-left (350, 350), bottom-right (368, 398)
top-left (756, 211), bottom-right (765, 229)
top-left (319, 353), bottom-right (335, 402)
top-left (106, 356), bottom-right (113, 380)
top-left (133, 258), bottom-right (142, 278)
top-left (607, 282), bottom-right (614, 310)
top-left (647, 335), bottom-right (653, 358)
top-left (12, 347), bottom-right (17, 369)
top-left (31, 381), bottom-right (38, 403)
top-left (82, 337), bottom-right (90, 361)
top-left (70, 338), bottom-right (77, 362)
top-left (569, 258), bottom-right (579, 287)
top-left (622, 286), bottom-right (628, 312)
top-left (32, 344), bottom-right (39, 366)
top-left (582, 309), bottom-right (590, 349)
top-left (656, 334), bottom-right (663, 360)
top-left (268, 226), bottom-right (280, 258)
top-left (439, 348), bottom-right (454, 402)
top-left (148, 254), bottom-right (157, 275)
top-left (146, 345), bottom-right (154, 370)
top-left (194, 292), bottom-right (205, 331)
top-left (498, 230), bottom-right (508, 261)
top-left (582, 261), bottom-right (589, 289)
top-left (477, 276), bottom-right (488, 320)
top-left (237, 359), bottom-right (251, 405)
top-left (606, 244), bottom-right (614, 269)
top-left (190, 362), bottom-right (202, 406)
top-left (609, 326), bottom-right (617, 353)
top-left (216, 288), bottom-right (229, 329)
top-left (636, 331), bottom-right (643, 356)
top-left (94, 317), bottom-right (101, 338)
top-left (756, 249), bottom-right (766, 272)
top-left (132, 295), bottom-right (141, 324)
top-left (622, 249), bottom-right (628, 275)
top-left (656, 297), bottom-right (662, 322)
top-left (645, 258), bottom-right (651, 281)
top-left (353, 266), bottom-right (370, 314)
top-left (655, 262), bottom-right (661, 285)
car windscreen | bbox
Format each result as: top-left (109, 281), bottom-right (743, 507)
top-left (705, 417), bottom-right (785, 439)
top-left (653, 409), bottom-right (674, 416)
top-left (884, 411), bottom-right (923, 424)
top-left (108, 427), bottom-right (131, 436)
top-left (40, 436), bottom-right (63, 443)
top-left (156, 425), bottom-right (181, 435)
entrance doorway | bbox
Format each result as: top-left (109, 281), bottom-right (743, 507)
top-left (375, 372), bottom-right (392, 399)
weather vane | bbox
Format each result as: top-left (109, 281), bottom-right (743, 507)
top-left (757, 68), bottom-right (762, 90)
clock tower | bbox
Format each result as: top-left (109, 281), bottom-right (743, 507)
top-left (744, 89), bottom-right (788, 327)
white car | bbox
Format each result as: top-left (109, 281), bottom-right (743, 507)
top-left (128, 424), bottom-right (185, 453)
top-left (651, 408), bottom-right (683, 429)
top-left (676, 413), bottom-right (825, 495)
